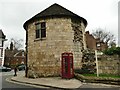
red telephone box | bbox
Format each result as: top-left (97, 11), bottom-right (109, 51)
top-left (61, 52), bottom-right (74, 79)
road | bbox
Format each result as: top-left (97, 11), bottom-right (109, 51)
top-left (0, 71), bottom-right (120, 90)
top-left (1, 70), bottom-right (51, 90)
top-left (79, 83), bottom-right (120, 89)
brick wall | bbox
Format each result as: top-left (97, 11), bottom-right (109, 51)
top-left (4, 56), bottom-right (26, 68)
top-left (85, 31), bottom-right (96, 50)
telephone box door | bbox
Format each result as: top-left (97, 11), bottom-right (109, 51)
top-left (61, 53), bottom-right (74, 79)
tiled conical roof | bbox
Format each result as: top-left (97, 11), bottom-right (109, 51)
top-left (24, 3), bottom-right (87, 29)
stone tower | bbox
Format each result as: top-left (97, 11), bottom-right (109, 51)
top-left (23, 3), bottom-right (87, 78)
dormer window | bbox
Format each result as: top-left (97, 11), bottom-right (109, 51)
top-left (35, 22), bottom-right (46, 39)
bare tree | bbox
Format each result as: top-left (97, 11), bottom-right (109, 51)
top-left (10, 41), bottom-right (14, 51)
top-left (10, 38), bottom-right (24, 50)
top-left (92, 28), bottom-right (116, 46)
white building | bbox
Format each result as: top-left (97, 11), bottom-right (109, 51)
top-left (0, 30), bottom-right (7, 66)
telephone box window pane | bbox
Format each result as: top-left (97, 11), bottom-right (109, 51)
top-left (64, 58), bottom-right (68, 74)
top-left (70, 58), bottom-right (73, 68)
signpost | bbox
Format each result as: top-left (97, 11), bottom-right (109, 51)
top-left (95, 50), bottom-right (99, 77)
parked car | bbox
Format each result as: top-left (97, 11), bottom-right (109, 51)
top-left (0, 66), bottom-right (12, 72)
top-left (18, 64), bottom-right (26, 71)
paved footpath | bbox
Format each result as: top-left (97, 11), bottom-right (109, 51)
top-left (11, 73), bottom-right (82, 89)
top-left (10, 72), bottom-right (120, 89)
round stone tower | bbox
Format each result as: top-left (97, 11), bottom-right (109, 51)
top-left (23, 3), bottom-right (87, 78)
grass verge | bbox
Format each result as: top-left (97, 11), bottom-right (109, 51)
top-left (82, 74), bottom-right (120, 79)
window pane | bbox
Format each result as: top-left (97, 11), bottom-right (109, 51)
top-left (97, 43), bottom-right (100, 47)
top-left (0, 41), bottom-right (2, 47)
top-left (0, 49), bottom-right (1, 57)
top-left (36, 30), bottom-right (40, 38)
top-left (41, 22), bottom-right (46, 29)
top-left (36, 24), bottom-right (41, 30)
top-left (41, 29), bottom-right (46, 38)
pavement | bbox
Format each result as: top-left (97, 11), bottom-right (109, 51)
top-left (9, 71), bottom-right (120, 89)
top-left (10, 72), bottom-right (82, 89)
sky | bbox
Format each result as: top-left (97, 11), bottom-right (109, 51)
top-left (0, 0), bottom-right (119, 48)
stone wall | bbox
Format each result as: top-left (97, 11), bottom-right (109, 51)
top-left (72, 20), bottom-right (86, 69)
top-left (81, 50), bottom-right (120, 75)
top-left (98, 55), bottom-right (120, 75)
top-left (27, 17), bottom-right (86, 78)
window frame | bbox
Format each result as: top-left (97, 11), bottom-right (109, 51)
top-left (35, 22), bottom-right (46, 40)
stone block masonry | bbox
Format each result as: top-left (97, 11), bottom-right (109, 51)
top-left (27, 17), bottom-right (86, 78)
top-left (98, 55), bottom-right (120, 75)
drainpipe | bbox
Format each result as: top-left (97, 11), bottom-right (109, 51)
top-left (25, 29), bottom-right (28, 77)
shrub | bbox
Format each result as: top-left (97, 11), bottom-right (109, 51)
top-left (103, 47), bottom-right (120, 56)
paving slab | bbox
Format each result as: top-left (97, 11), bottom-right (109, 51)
top-left (11, 75), bottom-right (82, 89)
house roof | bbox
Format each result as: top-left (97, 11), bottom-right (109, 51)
top-left (0, 30), bottom-right (6, 39)
top-left (14, 50), bottom-right (25, 57)
top-left (5, 49), bottom-right (18, 57)
top-left (5, 49), bottom-right (25, 57)
top-left (23, 3), bottom-right (87, 30)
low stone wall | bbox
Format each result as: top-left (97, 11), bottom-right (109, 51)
top-left (98, 55), bottom-right (120, 75)
top-left (82, 51), bottom-right (120, 75)
top-left (74, 73), bottom-right (120, 85)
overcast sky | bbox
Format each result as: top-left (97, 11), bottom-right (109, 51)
top-left (0, 0), bottom-right (119, 47)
